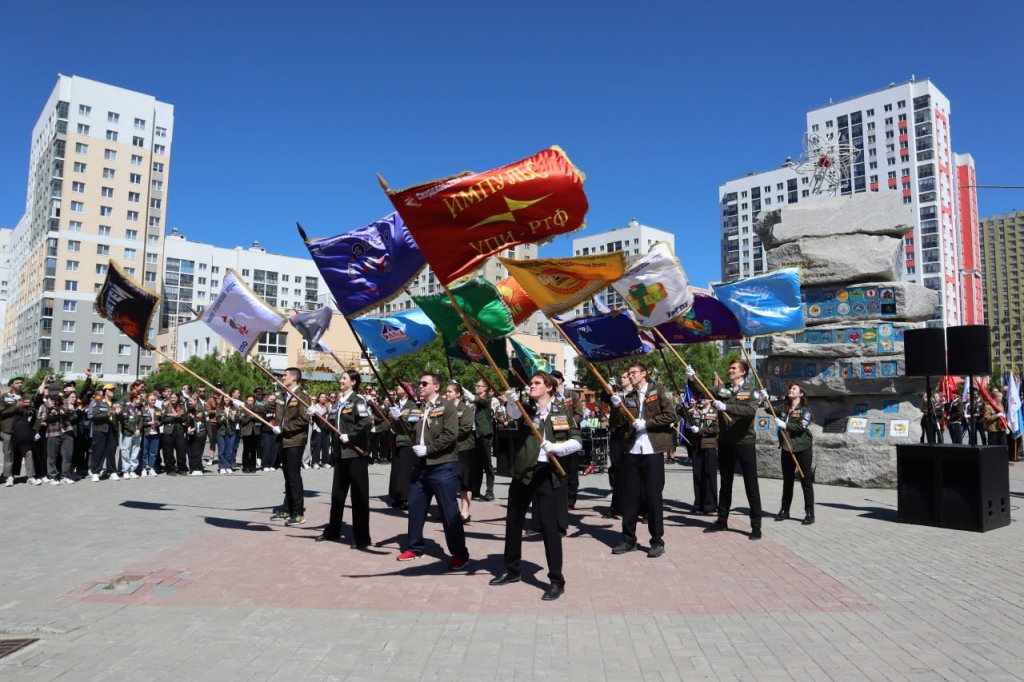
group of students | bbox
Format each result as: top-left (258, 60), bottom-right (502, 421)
top-left (920, 386), bottom-right (1020, 456)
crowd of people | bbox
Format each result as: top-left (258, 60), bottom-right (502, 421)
top-left (920, 385), bottom-right (1021, 457)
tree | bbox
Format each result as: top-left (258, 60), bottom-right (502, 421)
top-left (145, 353), bottom-right (275, 398)
top-left (22, 367), bottom-right (64, 396)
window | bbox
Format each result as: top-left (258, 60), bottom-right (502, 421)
top-left (90, 342), bottom-right (103, 354)
top-left (67, 240), bottom-right (80, 252)
top-left (152, 162), bottom-right (164, 173)
top-left (128, 191), bottom-right (141, 203)
top-left (885, 117), bottom-right (893, 125)
top-left (825, 120), bottom-right (833, 128)
top-left (79, 104), bottom-right (91, 116)
top-left (118, 344), bottom-right (131, 356)
top-left (61, 320), bottom-right (76, 332)
top-left (70, 201), bottom-right (84, 213)
top-left (116, 363), bottom-right (131, 374)
top-left (97, 244), bottom-right (110, 255)
top-left (65, 260), bottom-right (79, 271)
top-left (68, 220), bottom-right (82, 232)
top-left (76, 123), bottom-right (90, 135)
top-left (75, 142), bottom-right (89, 154)
top-left (95, 263), bottom-right (108, 275)
top-left (867, 122), bottom-right (875, 130)
top-left (92, 322), bottom-right (105, 334)
top-left (897, 100), bottom-right (906, 109)
top-left (155, 126), bottom-right (166, 138)
top-left (63, 300), bottom-right (77, 312)
top-left (242, 269), bottom-right (250, 277)
top-left (98, 225), bottom-right (111, 236)
top-left (134, 118), bottom-right (146, 130)
top-left (258, 331), bottom-right (288, 355)
top-left (154, 144), bottom-right (165, 155)
top-left (811, 124), bottom-right (819, 132)
top-left (198, 277), bottom-right (207, 285)
top-left (89, 363), bottom-right (102, 373)
top-left (151, 180), bottom-right (163, 191)
top-left (100, 206), bottom-right (112, 217)
top-left (73, 162), bottom-right (87, 173)
top-left (884, 103), bottom-right (893, 112)
top-left (71, 181), bottom-right (85, 193)
top-left (107, 111), bottom-right (119, 123)
top-left (211, 266), bottom-right (220, 274)
top-left (124, 248), bottom-right (136, 260)
top-left (131, 154), bottom-right (143, 165)
top-left (199, 263), bottom-right (207, 270)
top-left (148, 217), bottom-right (160, 228)
top-left (124, 267), bottom-right (135, 277)
top-left (150, 198), bottom-right (161, 209)
top-left (60, 340), bottom-right (75, 352)
top-left (146, 253), bottom-right (158, 264)
top-left (145, 272), bottom-right (156, 284)
top-left (132, 136), bottom-right (144, 148)
top-left (65, 280), bottom-right (78, 291)
top-left (103, 168), bottom-right (115, 179)
top-left (126, 229), bottom-right (138, 241)
top-left (105, 130), bottom-right (118, 141)
top-left (129, 173), bottom-right (141, 184)
top-left (127, 210), bottom-right (139, 222)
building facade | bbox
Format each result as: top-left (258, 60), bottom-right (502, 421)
top-left (0, 228), bottom-right (12, 348)
top-left (979, 211), bottom-right (1024, 374)
top-left (2, 75), bottom-right (173, 382)
top-left (719, 78), bottom-right (981, 328)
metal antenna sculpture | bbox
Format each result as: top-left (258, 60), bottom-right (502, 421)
top-left (786, 131), bottom-right (857, 196)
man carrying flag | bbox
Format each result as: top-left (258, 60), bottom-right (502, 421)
top-left (270, 368), bottom-right (312, 526)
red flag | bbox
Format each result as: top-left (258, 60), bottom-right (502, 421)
top-left (382, 147), bottom-right (588, 285)
top-left (496, 276), bottom-right (539, 325)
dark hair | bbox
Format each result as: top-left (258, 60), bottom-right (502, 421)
top-left (531, 371), bottom-right (558, 394)
top-left (285, 367), bottom-right (302, 382)
top-left (628, 362), bottom-right (648, 374)
top-left (420, 372), bottom-right (443, 388)
top-left (342, 369), bottom-right (361, 389)
top-left (730, 359), bottom-right (750, 376)
top-left (786, 382), bottom-right (809, 409)
top-left (549, 369), bottom-right (564, 382)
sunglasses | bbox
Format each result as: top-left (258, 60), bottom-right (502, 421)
top-left (419, 381), bottom-right (431, 386)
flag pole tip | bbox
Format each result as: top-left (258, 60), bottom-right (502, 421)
top-left (377, 173), bottom-right (390, 193)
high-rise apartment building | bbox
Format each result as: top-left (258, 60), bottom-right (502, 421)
top-left (719, 78), bottom-right (980, 328)
top-left (979, 211), bottom-right (1024, 373)
top-left (1, 75), bottom-right (173, 382)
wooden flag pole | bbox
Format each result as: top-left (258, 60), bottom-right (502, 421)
top-left (151, 348), bottom-right (274, 431)
top-left (739, 344), bottom-right (805, 479)
top-left (322, 346), bottom-right (392, 424)
top-left (246, 356), bottom-right (350, 444)
top-left (439, 281), bottom-right (565, 477)
top-left (650, 327), bottom-right (732, 424)
top-left (547, 319), bottom-right (636, 423)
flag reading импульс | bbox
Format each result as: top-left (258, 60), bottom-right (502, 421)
top-left (302, 212), bottom-right (425, 319)
top-left (95, 260), bottom-right (160, 349)
top-left (712, 268), bottom-right (804, 337)
top-left (349, 309), bottom-right (438, 361)
top-left (203, 270), bottom-right (286, 355)
top-left (383, 147), bottom-right (588, 285)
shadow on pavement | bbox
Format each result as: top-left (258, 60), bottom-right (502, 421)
top-left (819, 501), bottom-right (897, 521)
top-left (204, 516), bottom-right (273, 531)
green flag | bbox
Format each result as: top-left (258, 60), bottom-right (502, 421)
top-left (509, 336), bottom-right (551, 377)
top-left (414, 277), bottom-right (515, 367)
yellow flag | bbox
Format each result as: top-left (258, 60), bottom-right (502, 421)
top-left (497, 253), bottom-right (627, 316)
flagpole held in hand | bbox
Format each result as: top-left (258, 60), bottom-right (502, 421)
top-left (739, 345), bottom-right (804, 479)
top-left (548, 319), bottom-right (636, 423)
top-left (439, 281), bottom-right (565, 478)
top-left (650, 327), bottom-right (732, 424)
top-left (321, 345), bottom-right (392, 424)
top-left (652, 344), bottom-right (690, 447)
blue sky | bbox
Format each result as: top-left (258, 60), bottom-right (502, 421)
top-left (2, 1), bottom-right (1022, 288)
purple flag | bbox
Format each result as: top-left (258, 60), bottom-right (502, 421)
top-left (655, 291), bottom-right (742, 344)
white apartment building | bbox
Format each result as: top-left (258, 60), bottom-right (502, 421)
top-left (0, 228), bottom-right (12, 344)
top-left (718, 78), bottom-right (979, 327)
top-left (2, 75), bottom-right (173, 382)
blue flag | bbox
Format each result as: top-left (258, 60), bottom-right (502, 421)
top-left (349, 309), bottom-right (437, 360)
top-left (712, 268), bottom-right (804, 337)
top-left (559, 310), bottom-right (653, 362)
top-left (301, 213), bottom-right (425, 319)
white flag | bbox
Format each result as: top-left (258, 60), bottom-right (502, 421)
top-left (610, 242), bottom-right (694, 327)
top-left (1008, 373), bottom-right (1023, 438)
top-left (203, 270), bottom-right (286, 355)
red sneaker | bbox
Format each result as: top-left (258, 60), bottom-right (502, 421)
top-left (447, 556), bottom-right (469, 571)
top-left (396, 550), bottom-right (422, 562)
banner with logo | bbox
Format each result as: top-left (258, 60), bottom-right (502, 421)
top-left (94, 259), bottom-right (160, 349)
top-left (497, 252), bottom-right (627, 316)
top-left (349, 309), bottom-right (438, 360)
top-left (712, 268), bottom-right (804, 337)
top-left (655, 291), bottom-right (742, 344)
top-left (509, 336), bottom-right (552, 377)
top-left (202, 270), bottom-right (287, 355)
top-left (558, 310), bottom-right (653, 362)
top-left (496, 276), bottom-right (539, 325)
top-left (610, 242), bottom-right (693, 327)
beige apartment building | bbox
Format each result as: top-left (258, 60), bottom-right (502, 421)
top-left (979, 210), bottom-right (1024, 373)
top-left (2, 75), bottom-right (173, 383)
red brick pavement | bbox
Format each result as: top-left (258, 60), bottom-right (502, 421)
top-left (63, 496), bottom-right (871, 615)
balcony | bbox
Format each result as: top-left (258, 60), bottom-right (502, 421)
top-left (297, 349), bottom-right (361, 372)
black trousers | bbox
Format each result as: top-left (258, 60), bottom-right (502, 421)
top-left (259, 431), bottom-right (279, 468)
top-left (241, 435), bottom-right (259, 471)
top-left (949, 422), bottom-right (966, 444)
top-left (187, 433), bottom-right (205, 471)
top-left (780, 447), bottom-right (814, 515)
top-left (562, 452), bottom-right (579, 508)
top-left (280, 445), bottom-right (306, 515)
top-left (388, 445), bottom-right (414, 506)
top-left (504, 464), bottom-right (565, 586)
top-left (692, 447), bottom-right (718, 513)
top-left (607, 433), bottom-right (626, 514)
top-left (89, 429), bottom-right (117, 475)
top-left (325, 456), bottom-right (371, 545)
top-left (161, 432), bottom-right (186, 472)
top-left (717, 442), bottom-right (762, 528)
top-left (474, 435), bottom-right (495, 495)
top-left (621, 453), bottom-right (665, 547)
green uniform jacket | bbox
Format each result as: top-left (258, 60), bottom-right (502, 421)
top-left (238, 410), bottom-right (259, 438)
top-left (189, 405), bottom-right (209, 438)
top-left (716, 381), bottom-right (757, 445)
top-left (623, 381), bottom-right (676, 454)
top-left (160, 406), bottom-right (187, 436)
top-left (0, 390), bottom-right (30, 434)
top-left (510, 398), bottom-right (581, 487)
top-left (778, 405), bottom-right (813, 453)
top-left (392, 398), bottom-right (418, 447)
top-left (332, 392), bottom-right (372, 459)
top-left (405, 398), bottom-right (458, 465)
top-left (556, 391), bottom-right (585, 430)
top-left (472, 396), bottom-right (494, 438)
top-left (89, 398), bottom-right (118, 435)
top-left (455, 400), bottom-right (477, 453)
top-left (119, 403), bottom-right (144, 436)
top-left (276, 389), bottom-right (311, 448)
top-left (692, 404), bottom-right (719, 450)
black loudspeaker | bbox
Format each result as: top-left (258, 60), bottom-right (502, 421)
top-left (946, 325), bottom-right (991, 377)
top-left (897, 444), bottom-right (1010, 532)
top-left (904, 327), bottom-right (947, 376)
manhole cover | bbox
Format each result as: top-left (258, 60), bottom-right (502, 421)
top-left (0, 638), bottom-right (38, 660)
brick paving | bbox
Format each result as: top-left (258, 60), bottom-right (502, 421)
top-left (2, 459), bottom-right (1024, 679)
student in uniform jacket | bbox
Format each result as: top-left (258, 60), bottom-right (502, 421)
top-left (140, 393), bottom-right (162, 477)
top-left (392, 372), bottom-right (470, 569)
top-left (317, 370), bottom-right (373, 548)
top-left (271, 369), bottom-right (312, 525)
top-left (705, 360), bottom-right (764, 540)
top-left (118, 394), bottom-right (144, 478)
top-left (601, 371), bottom-right (632, 518)
top-left (611, 362), bottom-right (675, 558)
top-left (946, 394), bottom-right (967, 444)
top-left (489, 371), bottom-right (581, 601)
top-left (686, 398), bottom-right (719, 515)
top-left (471, 380), bottom-right (497, 501)
top-left (2, 376), bottom-right (41, 486)
top-left (448, 382), bottom-right (478, 524)
top-left (238, 396), bottom-right (261, 473)
top-left (159, 393), bottom-right (188, 475)
top-left (88, 383), bottom-right (121, 481)
top-left (255, 389), bottom-right (279, 471)
top-left (774, 383), bottom-right (815, 525)
top-left (387, 381), bottom-right (418, 509)
top-left (548, 370), bottom-right (583, 511)
top-left (185, 396), bottom-right (209, 475)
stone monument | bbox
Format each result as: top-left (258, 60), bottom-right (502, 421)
top-left (752, 191), bottom-right (939, 487)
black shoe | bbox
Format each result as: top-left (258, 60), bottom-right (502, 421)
top-left (801, 514), bottom-right (815, 525)
top-left (350, 542), bottom-right (371, 550)
top-left (460, 515), bottom-right (471, 525)
top-left (638, 515), bottom-right (648, 524)
top-left (775, 510), bottom-right (790, 522)
top-left (541, 584), bottom-right (564, 601)
top-left (315, 533), bottom-right (341, 543)
top-left (568, 502), bottom-right (576, 510)
top-left (524, 527), bottom-right (540, 536)
top-left (485, 491), bottom-right (495, 502)
top-left (704, 519), bottom-right (728, 533)
top-left (611, 541), bottom-right (637, 555)
top-left (647, 545), bottom-right (665, 559)
top-left (489, 572), bottom-right (521, 587)
top-left (749, 527), bottom-right (763, 541)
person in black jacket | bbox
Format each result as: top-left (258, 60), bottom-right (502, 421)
top-left (774, 383), bottom-right (815, 525)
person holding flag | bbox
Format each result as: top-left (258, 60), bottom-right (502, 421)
top-left (387, 381), bottom-right (419, 510)
top-left (270, 368), bottom-right (312, 526)
top-left (773, 383), bottom-right (815, 525)
top-left (490, 372), bottom-right (581, 601)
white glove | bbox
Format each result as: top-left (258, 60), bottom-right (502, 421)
top-left (753, 390), bottom-right (764, 402)
top-left (689, 424), bottom-right (700, 433)
top-left (232, 399), bottom-right (243, 408)
top-left (272, 426), bottom-right (281, 435)
top-left (306, 406), bottom-right (317, 416)
top-left (713, 400), bottom-right (727, 411)
top-left (610, 394), bottom-right (623, 407)
top-left (503, 390), bottom-right (518, 403)
top-left (462, 387), bottom-right (475, 402)
top-left (776, 418), bottom-right (787, 429)
top-left (540, 439), bottom-right (555, 454)
top-left (685, 366), bottom-right (696, 378)
top-left (340, 433), bottom-right (349, 444)
top-left (633, 419), bottom-right (646, 432)
top-left (413, 445), bottom-right (428, 457)
top-left (505, 401), bottom-right (522, 420)
top-left (389, 405), bottom-right (402, 419)
top-left (998, 412), bottom-right (1006, 419)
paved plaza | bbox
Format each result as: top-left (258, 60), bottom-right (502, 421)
top-left (1, 458), bottom-right (1023, 680)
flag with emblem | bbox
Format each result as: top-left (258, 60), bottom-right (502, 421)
top-left (712, 267), bottom-right (804, 337)
top-left (95, 259), bottom-right (160, 349)
top-left (288, 306), bottom-right (333, 352)
top-left (496, 276), bottom-right (539, 325)
top-left (497, 252), bottom-right (627, 316)
top-left (655, 290), bottom-right (742, 344)
top-left (381, 147), bottom-right (588, 285)
top-left (413, 278), bottom-right (514, 365)
top-left (610, 242), bottom-right (693, 327)
top-left (300, 213), bottom-right (426, 319)
top-left (203, 270), bottom-right (287, 355)
top-left (509, 336), bottom-right (552, 377)
top-left (558, 310), bottom-right (653, 362)
top-left (349, 309), bottom-right (438, 360)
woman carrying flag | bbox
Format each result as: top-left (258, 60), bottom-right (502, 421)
top-left (773, 383), bottom-right (815, 525)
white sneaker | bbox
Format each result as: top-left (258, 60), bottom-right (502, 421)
top-left (191, 470), bottom-right (203, 476)
top-left (129, 472), bottom-right (139, 479)
top-left (48, 478), bottom-right (61, 486)
top-left (313, 463), bottom-right (321, 470)
top-left (28, 477), bottom-right (41, 486)
top-left (62, 477), bottom-right (75, 485)
top-left (225, 469), bottom-right (233, 475)
top-left (4, 478), bottom-right (12, 487)
top-left (109, 473), bottom-right (120, 481)
top-left (91, 473), bottom-right (100, 482)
